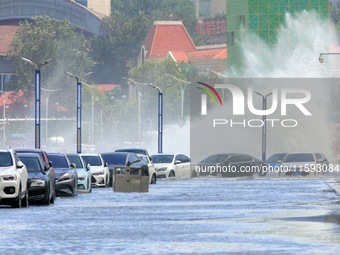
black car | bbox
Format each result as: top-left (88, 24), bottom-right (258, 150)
top-left (115, 148), bottom-right (150, 157)
top-left (47, 152), bottom-right (78, 197)
top-left (14, 148), bottom-right (56, 203)
top-left (100, 152), bottom-right (149, 185)
top-left (195, 153), bottom-right (266, 177)
top-left (17, 153), bottom-right (55, 205)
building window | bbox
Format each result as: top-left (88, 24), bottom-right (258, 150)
top-left (227, 31), bottom-right (234, 47)
top-left (239, 15), bottom-right (245, 27)
top-left (76, 0), bottom-right (88, 7)
top-left (0, 73), bottom-right (14, 92)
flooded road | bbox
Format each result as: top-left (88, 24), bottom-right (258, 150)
top-left (1, 178), bottom-right (340, 254)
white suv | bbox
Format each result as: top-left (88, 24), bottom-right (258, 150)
top-left (0, 148), bottom-right (29, 208)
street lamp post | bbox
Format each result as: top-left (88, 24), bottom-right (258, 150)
top-left (123, 77), bottom-right (147, 145)
top-left (319, 52), bottom-right (340, 63)
top-left (21, 57), bottom-right (53, 149)
top-left (165, 73), bottom-right (190, 121)
top-left (254, 92), bottom-right (272, 162)
top-left (148, 83), bottom-right (163, 153)
top-left (1, 91), bottom-right (12, 147)
top-left (41, 88), bottom-right (59, 145)
top-left (65, 71), bottom-right (90, 154)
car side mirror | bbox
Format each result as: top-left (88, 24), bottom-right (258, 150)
top-left (277, 160), bottom-right (282, 163)
top-left (17, 161), bottom-right (24, 169)
top-left (70, 163), bottom-right (76, 169)
top-left (104, 162), bottom-right (108, 167)
top-left (49, 161), bottom-right (53, 167)
top-left (86, 163), bottom-right (91, 171)
top-left (175, 160), bottom-right (181, 164)
top-left (44, 164), bottom-right (50, 171)
top-left (126, 161), bottom-right (131, 167)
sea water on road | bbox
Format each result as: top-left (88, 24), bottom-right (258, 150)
top-left (0, 178), bottom-right (339, 255)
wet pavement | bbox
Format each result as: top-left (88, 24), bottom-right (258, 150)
top-left (0, 177), bottom-right (340, 255)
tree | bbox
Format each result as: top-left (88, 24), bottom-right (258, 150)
top-left (90, 0), bottom-right (197, 85)
top-left (90, 12), bottom-right (150, 85)
top-left (7, 16), bottom-right (94, 114)
top-left (128, 58), bottom-right (200, 124)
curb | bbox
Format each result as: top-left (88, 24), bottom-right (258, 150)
top-left (326, 179), bottom-right (340, 195)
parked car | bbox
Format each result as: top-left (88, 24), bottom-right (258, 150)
top-left (47, 152), bottom-right (78, 196)
top-left (80, 153), bottom-right (110, 187)
top-left (266, 153), bottom-right (288, 169)
top-left (314, 153), bottom-right (329, 172)
top-left (67, 154), bottom-right (92, 192)
top-left (151, 153), bottom-right (191, 178)
top-left (14, 148), bottom-right (56, 203)
top-left (17, 153), bottom-right (55, 204)
top-left (281, 152), bottom-right (320, 176)
top-left (0, 148), bottom-right (29, 208)
top-left (195, 153), bottom-right (266, 177)
top-left (138, 154), bottom-right (157, 184)
top-left (115, 147), bottom-right (150, 157)
top-left (100, 152), bottom-right (149, 185)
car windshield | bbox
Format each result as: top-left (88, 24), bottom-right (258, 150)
top-left (267, 153), bottom-right (287, 163)
top-left (151, 154), bottom-right (174, 163)
top-left (101, 154), bottom-right (126, 165)
top-left (283, 153), bottom-right (314, 163)
top-left (0, 152), bottom-right (13, 167)
top-left (201, 154), bottom-right (228, 164)
top-left (19, 157), bottom-right (42, 172)
top-left (67, 155), bottom-right (83, 168)
top-left (48, 155), bottom-right (69, 168)
top-left (139, 156), bottom-right (148, 163)
top-left (81, 155), bottom-right (102, 166)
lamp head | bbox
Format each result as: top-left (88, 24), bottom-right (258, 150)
top-left (319, 54), bottom-right (324, 63)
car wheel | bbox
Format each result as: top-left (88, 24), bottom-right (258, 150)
top-left (11, 186), bottom-right (22, 208)
top-left (43, 186), bottom-right (50, 205)
top-left (22, 188), bottom-right (29, 208)
top-left (50, 188), bottom-right (56, 204)
top-left (168, 170), bottom-right (175, 178)
top-left (151, 174), bottom-right (157, 184)
top-left (191, 171), bottom-right (198, 178)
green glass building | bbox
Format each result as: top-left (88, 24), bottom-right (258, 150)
top-left (226, 0), bottom-right (330, 71)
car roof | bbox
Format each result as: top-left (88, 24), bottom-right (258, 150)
top-left (80, 153), bottom-right (100, 156)
top-left (101, 152), bottom-right (131, 156)
top-left (46, 152), bottom-right (67, 156)
top-left (14, 148), bottom-right (46, 153)
top-left (116, 147), bottom-right (147, 150)
top-left (0, 148), bottom-right (14, 153)
top-left (17, 153), bottom-right (40, 158)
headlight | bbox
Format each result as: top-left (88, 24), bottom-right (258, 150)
top-left (31, 179), bottom-right (46, 187)
top-left (115, 167), bottom-right (127, 174)
top-left (58, 174), bottom-right (72, 182)
top-left (1, 174), bottom-right (17, 181)
top-left (156, 167), bottom-right (167, 172)
top-left (93, 170), bottom-right (104, 176)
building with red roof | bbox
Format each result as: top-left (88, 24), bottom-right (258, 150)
top-left (140, 21), bottom-right (227, 74)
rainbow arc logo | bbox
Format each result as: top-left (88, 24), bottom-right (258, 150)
top-left (196, 82), bottom-right (222, 106)
top-left (196, 82), bottom-right (222, 115)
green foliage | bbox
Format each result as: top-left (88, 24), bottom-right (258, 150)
top-left (7, 16), bottom-right (94, 114)
top-left (128, 58), bottom-right (200, 124)
top-left (90, 0), bottom-right (197, 85)
top-left (90, 12), bottom-right (150, 84)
